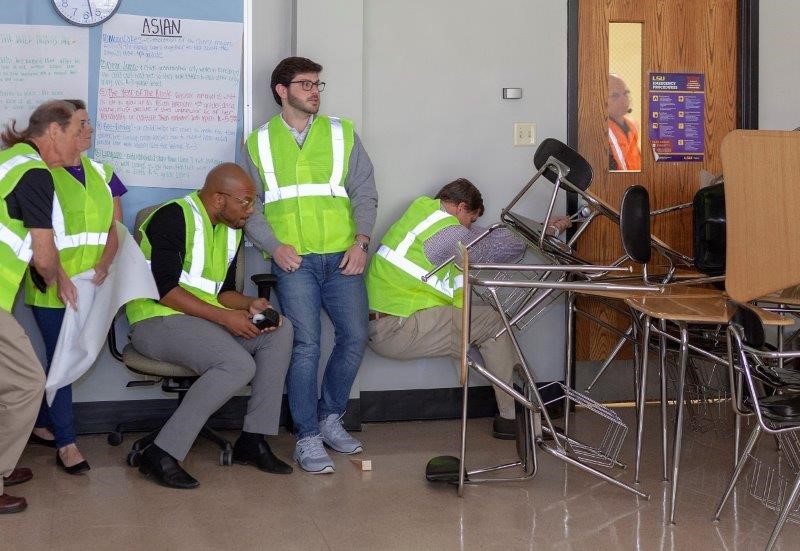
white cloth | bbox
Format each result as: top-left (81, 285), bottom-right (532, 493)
top-left (45, 223), bottom-right (159, 405)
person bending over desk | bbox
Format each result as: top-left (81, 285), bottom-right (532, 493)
top-left (125, 163), bottom-right (293, 489)
top-left (365, 179), bottom-right (571, 438)
top-left (0, 100), bottom-right (80, 512)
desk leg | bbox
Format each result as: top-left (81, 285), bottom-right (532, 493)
top-left (564, 291), bottom-right (576, 439)
top-left (669, 322), bottom-right (689, 524)
top-left (635, 315), bottom-right (650, 483)
top-left (458, 371), bottom-right (469, 497)
top-left (767, 471), bottom-right (800, 551)
top-left (659, 319), bottom-right (669, 482)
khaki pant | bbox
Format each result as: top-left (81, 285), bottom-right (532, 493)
top-left (0, 310), bottom-right (45, 494)
top-left (368, 305), bottom-right (518, 418)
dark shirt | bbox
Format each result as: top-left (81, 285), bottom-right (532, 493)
top-left (5, 141), bottom-right (54, 228)
top-left (63, 163), bottom-right (127, 197)
top-left (145, 202), bottom-right (237, 299)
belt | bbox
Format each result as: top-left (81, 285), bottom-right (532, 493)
top-left (368, 311), bottom-right (392, 321)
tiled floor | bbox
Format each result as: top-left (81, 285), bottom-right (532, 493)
top-left (1, 407), bottom-right (797, 550)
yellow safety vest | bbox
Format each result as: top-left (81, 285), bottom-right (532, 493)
top-left (366, 196), bottom-right (464, 317)
top-left (246, 114), bottom-right (356, 255)
top-left (126, 192), bottom-right (241, 325)
top-left (0, 143), bottom-right (48, 312)
top-left (25, 156), bottom-right (114, 308)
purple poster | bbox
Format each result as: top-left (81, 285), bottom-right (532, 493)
top-left (648, 73), bottom-right (705, 162)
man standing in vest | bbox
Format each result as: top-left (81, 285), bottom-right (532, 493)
top-left (365, 179), bottom-right (571, 439)
top-left (245, 57), bottom-right (377, 474)
top-left (126, 164), bottom-right (294, 489)
top-left (608, 74), bottom-right (642, 171)
top-left (1, 100), bottom-right (78, 513)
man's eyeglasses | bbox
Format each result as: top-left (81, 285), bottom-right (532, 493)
top-left (219, 192), bottom-right (255, 208)
top-left (289, 80), bottom-right (326, 92)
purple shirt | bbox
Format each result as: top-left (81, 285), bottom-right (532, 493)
top-left (64, 163), bottom-right (127, 197)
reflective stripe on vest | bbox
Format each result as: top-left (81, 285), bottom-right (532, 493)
top-left (0, 222), bottom-right (32, 263)
top-left (256, 117), bottom-right (346, 204)
top-left (87, 158), bottom-right (109, 182)
top-left (608, 127), bottom-right (627, 170)
top-left (51, 194), bottom-right (108, 250)
top-left (374, 208), bottom-right (465, 299)
top-left (178, 194), bottom-right (238, 295)
top-left (0, 153), bottom-right (41, 182)
top-left (376, 244), bottom-right (459, 298)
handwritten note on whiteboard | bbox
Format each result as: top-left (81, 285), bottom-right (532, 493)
top-left (94, 14), bottom-right (242, 188)
top-left (0, 25), bottom-right (89, 125)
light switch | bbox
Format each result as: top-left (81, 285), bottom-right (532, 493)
top-left (513, 122), bottom-right (536, 146)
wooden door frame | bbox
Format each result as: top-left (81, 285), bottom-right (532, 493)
top-left (563, 0), bottom-right (758, 381)
top-left (566, 0), bottom-right (759, 149)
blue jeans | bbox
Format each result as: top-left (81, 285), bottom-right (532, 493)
top-left (273, 252), bottom-right (368, 439)
top-left (31, 306), bottom-right (76, 449)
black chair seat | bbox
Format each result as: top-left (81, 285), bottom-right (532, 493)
top-left (745, 394), bottom-right (800, 422)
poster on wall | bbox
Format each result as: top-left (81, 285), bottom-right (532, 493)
top-left (0, 24), bottom-right (89, 126)
top-left (648, 73), bottom-right (705, 162)
top-left (94, 14), bottom-right (242, 188)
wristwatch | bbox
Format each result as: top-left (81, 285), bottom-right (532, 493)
top-left (355, 238), bottom-right (369, 252)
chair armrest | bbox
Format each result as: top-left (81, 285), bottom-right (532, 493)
top-left (251, 273), bottom-right (278, 299)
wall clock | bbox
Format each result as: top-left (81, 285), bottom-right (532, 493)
top-left (53, 0), bottom-right (122, 27)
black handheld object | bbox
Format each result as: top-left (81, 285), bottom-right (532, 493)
top-left (252, 308), bottom-right (280, 330)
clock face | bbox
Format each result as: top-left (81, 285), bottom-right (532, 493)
top-left (53, 0), bottom-right (121, 27)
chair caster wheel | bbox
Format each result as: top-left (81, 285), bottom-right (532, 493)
top-left (127, 451), bottom-right (141, 467)
top-left (220, 449), bottom-right (233, 466)
top-left (107, 431), bottom-right (123, 446)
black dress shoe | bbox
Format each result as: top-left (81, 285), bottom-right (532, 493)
top-left (138, 445), bottom-right (199, 489)
top-left (29, 433), bottom-right (56, 448)
top-left (0, 494), bottom-right (27, 514)
top-left (56, 453), bottom-right (90, 475)
top-left (233, 434), bottom-right (293, 474)
top-left (3, 468), bottom-right (32, 487)
top-left (492, 415), bottom-right (516, 440)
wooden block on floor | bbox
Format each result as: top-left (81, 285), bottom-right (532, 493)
top-left (351, 458), bottom-right (372, 471)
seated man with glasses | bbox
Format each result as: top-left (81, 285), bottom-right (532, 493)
top-left (126, 163), bottom-right (294, 489)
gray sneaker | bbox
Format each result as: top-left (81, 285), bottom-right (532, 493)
top-left (293, 435), bottom-right (335, 474)
top-left (319, 413), bottom-right (363, 454)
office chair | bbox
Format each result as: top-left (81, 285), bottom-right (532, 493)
top-left (107, 204), bottom-right (277, 467)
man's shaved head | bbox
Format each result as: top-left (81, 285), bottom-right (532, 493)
top-left (199, 162), bottom-right (257, 228)
top-left (203, 162), bottom-right (255, 195)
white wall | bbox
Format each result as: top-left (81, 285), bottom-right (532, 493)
top-left (34, 0), bottom-right (569, 403)
top-left (358, 0), bottom-right (569, 390)
top-left (759, 0), bottom-right (800, 129)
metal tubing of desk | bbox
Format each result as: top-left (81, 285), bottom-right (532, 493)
top-left (631, 315), bottom-right (641, 431)
top-left (767, 473), bottom-right (800, 551)
top-left (457, 372), bottom-right (469, 497)
top-left (659, 319), bottom-right (669, 482)
top-left (564, 292), bottom-right (576, 439)
top-left (714, 425), bottom-right (761, 520)
top-left (635, 315), bottom-right (651, 483)
top-left (586, 325), bottom-right (633, 392)
top-left (669, 323), bottom-right (689, 524)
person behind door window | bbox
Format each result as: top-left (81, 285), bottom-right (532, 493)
top-left (0, 100), bottom-right (80, 512)
top-left (126, 163), bottom-right (293, 489)
top-left (19, 99), bottom-right (119, 476)
top-left (608, 74), bottom-right (642, 171)
top-left (364, 179), bottom-right (572, 439)
top-left (243, 56), bottom-right (378, 474)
